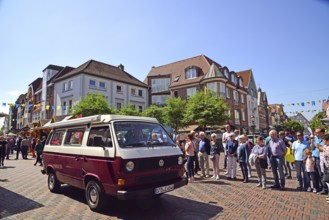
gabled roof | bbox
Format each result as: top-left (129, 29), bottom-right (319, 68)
top-left (203, 63), bottom-right (225, 79)
top-left (54, 60), bottom-right (147, 88)
top-left (146, 55), bottom-right (222, 88)
top-left (28, 78), bottom-right (43, 92)
top-left (236, 69), bottom-right (252, 88)
top-left (42, 64), bottom-right (64, 72)
top-left (290, 113), bottom-right (309, 123)
top-left (50, 66), bottom-right (74, 83)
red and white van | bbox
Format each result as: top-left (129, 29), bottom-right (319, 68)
top-left (41, 115), bottom-right (187, 211)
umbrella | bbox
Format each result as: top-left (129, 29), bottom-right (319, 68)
top-left (0, 112), bottom-right (9, 117)
top-left (321, 117), bottom-right (329, 125)
top-left (7, 132), bottom-right (17, 137)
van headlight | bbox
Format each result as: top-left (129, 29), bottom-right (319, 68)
top-left (126, 161), bottom-right (135, 172)
top-left (178, 156), bottom-right (183, 165)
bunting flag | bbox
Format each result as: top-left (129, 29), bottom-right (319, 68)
top-left (46, 105), bottom-right (50, 110)
top-left (2, 103), bottom-right (6, 107)
top-left (301, 102), bottom-right (305, 106)
top-left (312, 101), bottom-right (316, 106)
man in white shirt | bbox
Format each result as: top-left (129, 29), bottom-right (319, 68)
top-left (222, 124), bottom-right (234, 169)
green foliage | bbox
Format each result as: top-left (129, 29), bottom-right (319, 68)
top-left (282, 120), bottom-right (304, 132)
top-left (309, 112), bottom-right (327, 131)
top-left (72, 93), bottom-right (115, 117)
top-left (185, 90), bottom-right (229, 130)
top-left (163, 97), bottom-right (187, 131)
top-left (142, 105), bottom-right (165, 124)
top-left (117, 104), bottom-right (142, 116)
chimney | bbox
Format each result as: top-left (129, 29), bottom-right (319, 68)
top-left (118, 64), bottom-right (124, 71)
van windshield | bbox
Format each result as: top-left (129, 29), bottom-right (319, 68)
top-left (113, 122), bottom-right (175, 148)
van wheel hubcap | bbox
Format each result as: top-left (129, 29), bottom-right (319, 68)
top-left (49, 175), bottom-right (55, 188)
top-left (90, 187), bottom-right (97, 203)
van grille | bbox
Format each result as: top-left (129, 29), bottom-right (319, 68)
top-left (135, 171), bottom-right (178, 185)
top-left (123, 156), bottom-right (180, 173)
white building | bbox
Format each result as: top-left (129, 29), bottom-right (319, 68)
top-left (53, 60), bottom-right (148, 116)
top-left (237, 69), bottom-right (260, 134)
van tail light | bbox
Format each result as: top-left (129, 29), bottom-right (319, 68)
top-left (118, 178), bottom-right (125, 187)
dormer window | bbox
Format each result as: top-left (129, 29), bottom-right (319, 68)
top-left (224, 69), bottom-right (229, 78)
top-left (185, 67), bottom-right (198, 80)
top-left (231, 74), bottom-right (237, 85)
top-left (239, 78), bottom-right (243, 87)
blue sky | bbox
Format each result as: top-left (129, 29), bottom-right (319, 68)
top-left (0, 0), bottom-right (328, 121)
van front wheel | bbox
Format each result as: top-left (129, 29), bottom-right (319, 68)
top-left (85, 180), bottom-right (106, 211)
top-left (48, 172), bottom-right (61, 193)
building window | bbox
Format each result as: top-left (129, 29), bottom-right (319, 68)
top-left (219, 82), bottom-right (226, 98)
top-left (131, 88), bottom-right (136, 96)
top-left (186, 87), bottom-right (197, 98)
top-left (185, 67), bottom-right (197, 79)
top-left (224, 69), bottom-right (228, 78)
top-left (233, 90), bottom-right (239, 105)
top-left (151, 95), bottom-right (170, 107)
top-left (89, 80), bottom-right (96, 87)
top-left (99, 82), bottom-right (105, 89)
top-left (138, 106), bottom-right (143, 112)
top-left (227, 109), bottom-right (231, 117)
top-left (235, 110), bottom-right (240, 125)
top-left (239, 78), bottom-right (243, 87)
top-left (69, 80), bottom-right (73, 90)
top-left (241, 94), bottom-right (245, 103)
top-left (116, 102), bottom-right (122, 110)
top-left (242, 110), bottom-right (246, 121)
top-left (151, 78), bottom-right (171, 93)
top-left (63, 82), bottom-right (68, 91)
top-left (174, 91), bottom-right (178, 98)
top-left (226, 87), bottom-right (230, 98)
top-left (138, 89), bottom-right (143, 97)
top-left (69, 100), bottom-right (73, 110)
top-left (231, 74), bottom-right (236, 84)
top-left (207, 82), bottom-right (216, 93)
top-left (117, 85), bottom-right (122, 93)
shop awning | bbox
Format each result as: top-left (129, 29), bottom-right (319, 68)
top-left (178, 125), bottom-right (200, 132)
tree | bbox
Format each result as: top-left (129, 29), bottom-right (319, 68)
top-left (282, 120), bottom-right (304, 133)
top-left (309, 112), bottom-right (327, 131)
top-left (163, 97), bottom-right (187, 131)
top-left (72, 93), bottom-right (115, 117)
top-left (185, 90), bottom-right (229, 130)
top-left (117, 104), bottom-right (142, 116)
top-left (142, 105), bottom-right (165, 124)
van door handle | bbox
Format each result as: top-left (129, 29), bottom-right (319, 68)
top-left (75, 156), bottom-right (80, 161)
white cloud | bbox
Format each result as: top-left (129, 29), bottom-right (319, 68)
top-left (7, 90), bottom-right (24, 97)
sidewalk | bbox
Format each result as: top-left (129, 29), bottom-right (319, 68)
top-left (1, 153), bottom-right (329, 219)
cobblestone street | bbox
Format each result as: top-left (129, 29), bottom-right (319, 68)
top-left (1, 154), bottom-right (329, 220)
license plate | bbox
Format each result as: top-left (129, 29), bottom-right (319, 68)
top-left (154, 184), bottom-right (174, 194)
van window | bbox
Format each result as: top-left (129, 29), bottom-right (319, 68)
top-left (64, 128), bottom-right (85, 146)
top-left (50, 130), bottom-right (65, 146)
top-left (87, 126), bottom-right (112, 147)
top-left (113, 122), bottom-right (175, 148)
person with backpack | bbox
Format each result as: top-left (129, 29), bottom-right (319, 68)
top-left (252, 136), bottom-right (269, 189)
top-left (245, 138), bottom-right (254, 178)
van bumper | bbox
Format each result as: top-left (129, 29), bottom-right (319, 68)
top-left (116, 177), bottom-right (188, 200)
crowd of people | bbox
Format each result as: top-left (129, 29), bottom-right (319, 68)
top-left (0, 136), bottom-right (46, 167)
top-left (176, 125), bottom-right (329, 204)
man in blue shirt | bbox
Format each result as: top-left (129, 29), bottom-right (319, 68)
top-left (292, 131), bottom-right (310, 190)
top-left (198, 132), bottom-right (211, 177)
top-left (312, 128), bottom-right (326, 194)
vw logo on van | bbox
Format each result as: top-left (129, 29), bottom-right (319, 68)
top-left (159, 159), bottom-right (164, 167)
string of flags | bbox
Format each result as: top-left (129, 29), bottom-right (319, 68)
top-left (1, 103), bottom-right (71, 110)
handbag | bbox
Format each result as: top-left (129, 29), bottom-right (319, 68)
top-left (259, 158), bottom-right (268, 169)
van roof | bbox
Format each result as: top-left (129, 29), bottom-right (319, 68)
top-left (48, 114), bottom-right (158, 128)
